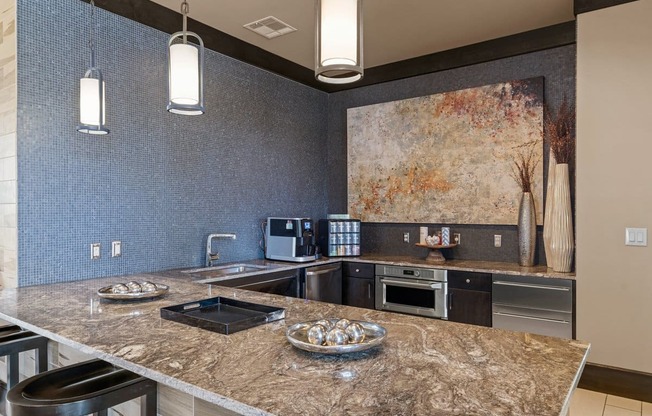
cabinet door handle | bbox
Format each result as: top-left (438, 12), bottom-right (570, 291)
top-left (448, 292), bottom-right (453, 310)
top-left (356, 268), bottom-right (360, 273)
top-left (367, 282), bottom-right (371, 299)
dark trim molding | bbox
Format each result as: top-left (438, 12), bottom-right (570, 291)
top-left (338, 21), bottom-right (576, 92)
top-left (579, 362), bottom-right (652, 402)
top-left (574, 0), bottom-right (639, 15)
top-left (83, 0), bottom-right (321, 90)
top-left (85, 0), bottom-right (576, 92)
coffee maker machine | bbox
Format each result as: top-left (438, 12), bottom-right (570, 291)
top-left (265, 217), bottom-right (320, 262)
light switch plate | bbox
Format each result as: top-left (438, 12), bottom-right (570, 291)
top-left (625, 227), bottom-right (647, 246)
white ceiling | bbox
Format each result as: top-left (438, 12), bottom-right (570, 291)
top-left (151, 0), bottom-right (575, 69)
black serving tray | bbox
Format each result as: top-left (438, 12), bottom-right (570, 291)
top-left (160, 297), bottom-right (285, 335)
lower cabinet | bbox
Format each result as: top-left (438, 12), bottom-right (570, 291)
top-left (343, 262), bottom-right (375, 309)
top-left (447, 270), bottom-right (492, 327)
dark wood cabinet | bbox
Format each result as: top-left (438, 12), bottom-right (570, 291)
top-left (448, 270), bottom-right (492, 327)
top-left (343, 262), bottom-right (375, 309)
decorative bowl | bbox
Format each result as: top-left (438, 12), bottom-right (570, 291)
top-left (97, 283), bottom-right (169, 301)
top-left (286, 319), bottom-right (386, 354)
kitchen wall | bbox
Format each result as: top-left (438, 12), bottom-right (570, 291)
top-left (0, 0), bottom-right (16, 289)
top-left (15, 0), bottom-right (328, 286)
top-left (327, 45), bottom-right (576, 263)
top-left (577, 0), bottom-right (652, 373)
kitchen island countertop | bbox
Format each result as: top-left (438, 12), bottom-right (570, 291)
top-left (0, 272), bottom-right (588, 416)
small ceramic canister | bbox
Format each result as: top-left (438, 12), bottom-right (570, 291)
top-left (441, 227), bottom-right (450, 245)
top-left (419, 227), bottom-right (428, 244)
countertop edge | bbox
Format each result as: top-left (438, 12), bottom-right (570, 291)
top-left (0, 311), bottom-right (273, 416)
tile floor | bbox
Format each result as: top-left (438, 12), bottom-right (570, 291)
top-left (571, 388), bottom-right (652, 416)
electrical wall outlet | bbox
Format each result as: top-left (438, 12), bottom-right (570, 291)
top-left (453, 233), bottom-right (461, 245)
top-left (494, 235), bottom-right (502, 248)
top-left (403, 232), bottom-right (410, 243)
top-left (111, 241), bottom-right (122, 257)
top-left (91, 243), bottom-right (101, 259)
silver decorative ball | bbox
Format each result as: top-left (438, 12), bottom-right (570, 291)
top-left (325, 328), bottom-right (349, 346)
top-left (307, 324), bottom-right (327, 345)
top-left (126, 281), bottom-right (142, 293)
top-left (335, 318), bottom-right (351, 330)
top-left (112, 284), bottom-right (129, 294)
top-left (315, 319), bottom-right (334, 331)
top-left (140, 281), bottom-right (157, 292)
top-left (345, 322), bottom-right (365, 344)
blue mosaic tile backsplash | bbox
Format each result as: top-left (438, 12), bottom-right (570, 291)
top-left (16, 0), bottom-right (328, 286)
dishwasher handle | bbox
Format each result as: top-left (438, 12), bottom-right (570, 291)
top-left (305, 265), bottom-right (341, 276)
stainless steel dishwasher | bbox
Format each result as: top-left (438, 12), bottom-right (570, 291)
top-left (302, 263), bottom-right (342, 304)
top-left (492, 274), bottom-right (575, 339)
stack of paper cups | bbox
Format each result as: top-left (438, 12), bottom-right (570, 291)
top-left (419, 227), bottom-right (428, 244)
top-left (441, 227), bottom-right (450, 245)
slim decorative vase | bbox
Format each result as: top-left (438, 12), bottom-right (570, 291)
top-left (518, 192), bottom-right (536, 266)
top-left (543, 150), bottom-right (556, 269)
top-left (549, 164), bottom-right (574, 272)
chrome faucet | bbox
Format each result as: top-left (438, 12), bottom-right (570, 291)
top-left (205, 233), bottom-right (237, 267)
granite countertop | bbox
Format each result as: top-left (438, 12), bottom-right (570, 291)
top-left (179, 255), bottom-right (574, 284)
top-left (0, 272), bottom-right (588, 416)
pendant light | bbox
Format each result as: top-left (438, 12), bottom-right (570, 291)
top-left (167, 0), bottom-right (205, 115)
top-left (315, 0), bottom-right (363, 84)
top-left (77, 0), bottom-right (109, 135)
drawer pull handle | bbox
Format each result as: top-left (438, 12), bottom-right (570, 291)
top-left (493, 311), bottom-right (569, 324)
top-left (493, 281), bottom-right (570, 291)
top-left (355, 269), bottom-right (360, 273)
top-left (465, 279), bottom-right (470, 283)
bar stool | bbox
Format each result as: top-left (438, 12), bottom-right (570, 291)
top-left (0, 326), bottom-right (49, 389)
top-left (7, 358), bottom-right (157, 416)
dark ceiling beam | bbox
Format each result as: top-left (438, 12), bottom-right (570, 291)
top-left (574, 0), bottom-right (639, 15)
top-left (82, 0), bottom-right (576, 93)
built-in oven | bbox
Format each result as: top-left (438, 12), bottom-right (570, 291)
top-left (375, 265), bottom-right (448, 319)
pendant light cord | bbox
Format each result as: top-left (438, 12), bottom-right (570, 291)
top-left (88, 0), bottom-right (96, 68)
top-left (181, 0), bottom-right (189, 44)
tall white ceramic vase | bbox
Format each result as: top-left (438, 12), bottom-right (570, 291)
top-left (543, 150), bottom-right (556, 269)
top-left (518, 192), bottom-right (536, 266)
top-left (549, 163), bottom-right (574, 272)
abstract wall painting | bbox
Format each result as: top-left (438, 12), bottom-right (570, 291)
top-left (347, 77), bottom-right (544, 224)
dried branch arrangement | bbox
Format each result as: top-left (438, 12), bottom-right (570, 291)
top-left (546, 98), bottom-right (575, 164)
top-left (511, 143), bottom-right (540, 193)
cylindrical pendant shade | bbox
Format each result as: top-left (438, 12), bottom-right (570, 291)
top-left (320, 0), bottom-right (357, 67)
top-left (169, 43), bottom-right (199, 105)
top-left (77, 73), bottom-right (109, 135)
top-left (315, 0), bottom-right (363, 84)
top-left (80, 78), bottom-right (105, 126)
top-left (167, 31), bottom-right (205, 115)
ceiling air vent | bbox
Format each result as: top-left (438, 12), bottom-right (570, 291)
top-left (244, 16), bottom-right (297, 39)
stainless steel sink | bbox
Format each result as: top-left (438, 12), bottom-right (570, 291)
top-left (182, 263), bottom-right (271, 280)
